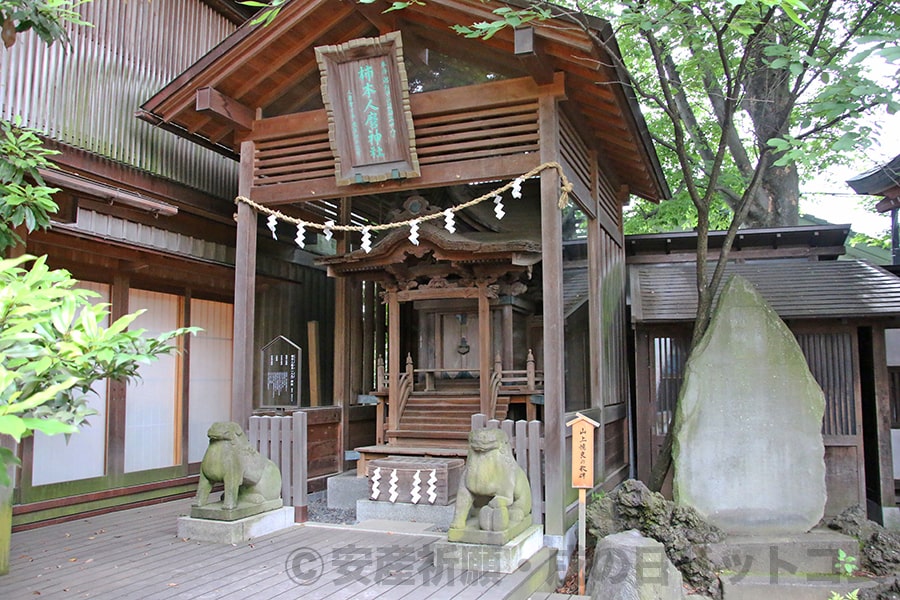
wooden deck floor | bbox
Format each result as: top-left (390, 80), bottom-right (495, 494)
top-left (3, 498), bottom-right (556, 599)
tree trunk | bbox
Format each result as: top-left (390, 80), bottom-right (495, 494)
top-left (741, 18), bottom-right (800, 228)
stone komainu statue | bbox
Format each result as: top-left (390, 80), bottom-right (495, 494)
top-left (449, 428), bottom-right (532, 537)
top-left (193, 421), bottom-right (282, 510)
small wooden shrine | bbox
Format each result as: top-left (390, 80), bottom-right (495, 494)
top-left (141, 0), bottom-right (669, 542)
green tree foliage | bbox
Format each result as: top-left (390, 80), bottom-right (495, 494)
top-left (611, 0), bottom-right (899, 235)
top-left (0, 0), bottom-right (88, 48)
top-left (0, 118), bottom-right (59, 251)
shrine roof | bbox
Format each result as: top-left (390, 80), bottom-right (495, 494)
top-left (139, 0), bottom-right (668, 202)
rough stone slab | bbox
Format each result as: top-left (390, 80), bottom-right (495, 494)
top-left (673, 275), bottom-right (826, 535)
top-left (190, 498), bottom-right (283, 521)
top-left (883, 506), bottom-right (900, 531)
top-left (700, 530), bottom-right (858, 576)
top-left (356, 498), bottom-right (455, 529)
top-left (177, 506), bottom-right (293, 543)
top-left (326, 470), bottom-right (368, 510)
top-left (433, 524), bottom-right (543, 573)
top-left (585, 530), bottom-right (683, 600)
top-left (353, 519), bottom-right (438, 534)
top-left (721, 573), bottom-right (880, 600)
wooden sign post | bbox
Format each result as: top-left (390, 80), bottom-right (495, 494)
top-left (567, 412), bottom-right (600, 595)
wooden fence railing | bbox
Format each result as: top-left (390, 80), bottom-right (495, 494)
top-left (248, 412), bottom-right (308, 522)
top-left (471, 414), bottom-right (545, 526)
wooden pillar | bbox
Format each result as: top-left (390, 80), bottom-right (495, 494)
top-left (179, 290), bottom-right (192, 467)
top-left (386, 290), bottom-right (401, 439)
top-left (375, 283), bottom-right (386, 360)
top-left (634, 329), bottom-right (653, 483)
top-left (334, 199), bottom-right (354, 469)
top-left (231, 141), bottom-right (257, 430)
top-left (362, 281), bottom-right (376, 392)
top-left (502, 303), bottom-right (514, 371)
top-left (586, 150), bottom-right (606, 485)
top-left (107, 272), bottom-right (130, 478)
top-left (539, 92), bottom-right (566, 538)
top-left (871, 328), bottom-right (897, 512)
top-left (478, 284), bottom-right (492, 416)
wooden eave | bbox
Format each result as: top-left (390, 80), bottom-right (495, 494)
top-left (139, 0), bottom-right (668, 202)
top-left (847, 154), bottom-right (900, 208)
top-left (318, 223), bottom-right (541, 278)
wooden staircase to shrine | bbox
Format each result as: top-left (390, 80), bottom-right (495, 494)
top-left (385, 389), bottom-right (510, 447)
top-left (355, 354), bottom-right (542, 475)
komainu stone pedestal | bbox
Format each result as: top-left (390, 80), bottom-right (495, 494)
top-left (190, 498), bottom-right (284, 521)
top-left (433, 524), bottom-right (543, 573)
top-left (177, 506), bottom-right (293, 544)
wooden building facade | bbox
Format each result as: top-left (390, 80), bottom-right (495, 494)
top-left (2, 1), bottom-right (339, 528)
top-left (141, 0), bottom-right (669, 544)
top-left (628, 225), bottom-right (900, 528)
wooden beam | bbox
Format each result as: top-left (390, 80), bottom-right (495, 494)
top-left (196, 87), bottom-right (254, 131)
top-left (231, 141), bottom-right (257, 430)
top-left (514, 27), bottom-right (556, 85)
top-left (397, 287), bottom-right (481, 302)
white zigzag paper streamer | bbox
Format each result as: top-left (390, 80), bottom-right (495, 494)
top-left (493, 195), bottom-right (505, 220)
top-left (511, 177), bottom-right (524, 199)
top-left (267, 214), bottom-right (278, 239)
top-left (361, 227), bottom-right (372, 253)
top-left (324, 220), bottom-right (334, 242)
top-left (408, 220), bottom-right (420, 246)
top-left (388, 469), bottom-right (399, 503)
top-left (427, 469), bottom-right (437, 504)
top-left (411, 470), bottom-right (422, 504)
top-left (371, 467), bottom-right (381, 500)
top-left (443, 209), bottom-right (456, 233)
top-left (295, 222), bottom-right (306, 248)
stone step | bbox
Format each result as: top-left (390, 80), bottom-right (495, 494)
top-left (700, 530), bottom-right (859, 577)
top-left (722, 573), bottom-right (880, 600)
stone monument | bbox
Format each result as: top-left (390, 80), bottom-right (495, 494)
top-left (673, 275), bottom-right (826, 535)
top-left (178, 422), bottom-right (292, 543)
top-left (433, 428), bottom-right (542, 573)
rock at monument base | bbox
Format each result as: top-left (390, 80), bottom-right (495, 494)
top-left (673, 275), bottom-right (826, 535)
top-left (586, 530), bottom-right (683, 600)
top-left (190, 498), bottom-right (283, 521)
top-left (177, 506), bottom-right (294, 544)
top-left (433, 524), bottom-right (543, 573)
